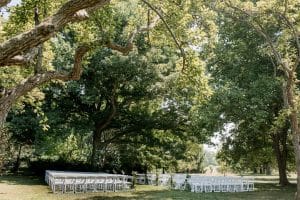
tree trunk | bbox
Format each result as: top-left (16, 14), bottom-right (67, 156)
top-left (259, 167), bottom-right (263, 174)
top-left (91, 129), bottom-right (101, 169)
top-left (0, 127), bottom-right (10, 173)
top-left (293, 133), bottom-right (300, 200)
top-left (272, 122), bottom-right (290, 186)
top-left (34, 6), bottom-right (45, 74)
top-left (12, 144), bottom-right (22, 172)
top-left (274, 141), bottom-right (290, 186)
top-left (0, 104), bottom-right (11, 128)
top-left (91, 90), bottom-right (117, 168)
top-left (284, 70), bottom-right (300, 199)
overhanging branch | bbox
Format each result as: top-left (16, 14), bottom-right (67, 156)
top-left (141, 0), bottom-right (186, 70)
top-left (0, 45), bottom-right (90, 120)
top-left (223, 1), bottom-right (291, 74)
top-left (276, 13), bottom-right (300, 70)
top-left (105, 16), bottom-right (160, 55)
top-left (0, 0), bottom-right (110, 67)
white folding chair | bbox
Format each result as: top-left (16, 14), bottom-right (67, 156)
top-left (227, 178), bottom-right (235, 192)
top-left (114, 176), bottom-right (124, 191)
top-left (242, 178), bottom-right (248, 191)
top-left (85, 176), bottom-right (96, 192)
top-left (64, 176), bottom-right (76, 193)
top-left (234, 178), bottom-right (243, 192)
top-left (204, 180), bottom-right (212, 193)
top-left (212, 178), bottom-right (221, 192)
top-left (248, 178), bottom-right (254, 191)
top-left (74, 177), bottom-right (86, 193)
top-left (173, 174), bottom-right (186, 190)
top-left (221, 178), bottom-right (228, 192)
top-left (105, 176), bottom-right (115, 192)
top-left (95, 176), bottom-right (106, 192)
top-left (123, 176), bottom-right (132, 190)
top-left (52, 176), bottom-right (65, 193)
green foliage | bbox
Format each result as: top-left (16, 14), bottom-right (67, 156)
top-left (2, 0), bottom-right (213, 175)
top-left (205, 11), bottom-right (294, 173)
top-left (176, 142), bottom-right (205, 173)
top-left (3, 0), bottom-right (64, 36)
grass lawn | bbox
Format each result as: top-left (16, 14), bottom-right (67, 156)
top-left (0, 175), bottom-right (296, 200)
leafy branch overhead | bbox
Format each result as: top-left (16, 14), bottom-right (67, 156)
top-left (0, 0), bottom-right (195, 128)
top-left (0, 0), bottom-right (214, 178)
top-left (0, 0), bottom-right (110, 67)
top-left (105, 15), bottom-right (160, 55)
top-left (141, 0), bottom-right (186, 70)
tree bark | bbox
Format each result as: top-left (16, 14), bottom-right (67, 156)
top-left (34, 6), bottom-right (44, 74)
top-left (12, 144), bottom-right (22, 173)
top-left (91, 129), bottom-right (101, 169)
top-left (284, 70), bottom-right (300, 199)
top-left (91, 89), bottom-right (117, 168)
top-left (0, 0), bottom-right (109, 67)
top-left (0, 45), bottom-right (90, 128)
top-left (272, 123), bottom-right (290, 186)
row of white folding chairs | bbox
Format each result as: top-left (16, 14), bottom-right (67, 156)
top-left (48, 176), bottom-right (132, 193)
top-left (172, 176), bottom-right (254, 193)
top-left (190, 178), bottom-right (254, 193)
top-left (136, 174), bottom-right (171, 186)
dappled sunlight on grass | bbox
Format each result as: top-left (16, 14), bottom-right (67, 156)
top-left (0, 175), bottom-right (296, 200)
top-left (0, 174), bottom-right (44, 185)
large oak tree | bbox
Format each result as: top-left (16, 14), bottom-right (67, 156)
top-left (214, 0), bottom-right (300, 198)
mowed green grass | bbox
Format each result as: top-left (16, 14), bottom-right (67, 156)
top-left (0, 175), bottom-right (296, 200)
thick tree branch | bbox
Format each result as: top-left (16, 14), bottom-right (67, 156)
top-left (253, 22), bottom-right (291, 74)
top-left (0, 0), bottom-right (10, 8)
top-left (0, 45), bottom-right (90, 127)
top-left (105, 16), bottom-right (159, 55)
top-left (283, 0), bottom-right (288, 16)
top-left (129, 16), bottom-right (160, 43)
top-left (34, 6), bottom-right (44, 74)
top-left (91, 85), bottom-right (117, 163)
top-left (4, 49), bottom-right (38, 66)
top-left (95, 85), bottom-right (117, 132)
top-left (0, 0), bottom-right (110, 67)
top-left (223, 1), bottom-right (291, 74)
top-left (277, 13), bottom-right (300, 70)
top-left (105, 41), bottom-right (134, 55)
top-left (4, 45), bottom-right (89, 96)
top-left (141, 0), bottom-right (186, 70)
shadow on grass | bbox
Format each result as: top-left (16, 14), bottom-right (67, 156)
top-left (0, 175), bottom-right (296, 200)
top-left (255, 182), bottom-right (296, 191)
top-left (0, 175), bottom-right (45, 186)
top-left (74, 190), bottom-right (209, 200)
top-left (255, 178), bottom-right (297, 183)
top-left (74, 184), bottom-right (297, 200)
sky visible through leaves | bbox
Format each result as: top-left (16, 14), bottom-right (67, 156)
top-left (0, 0), bottom-right (20, 18)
